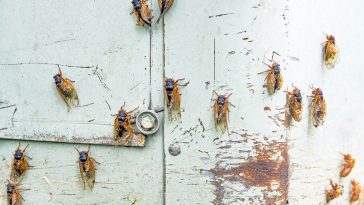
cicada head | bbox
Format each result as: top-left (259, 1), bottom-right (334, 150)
top-left (117, 110), bottom-right (128, 122)
top-left (217, 95), bottom-right (225, 106)
top-left (79, 151), bottom-right (89, 162)
top-left (53, 74), bottom-right (62, 85)
top-left (273, 63), bottom-right (281, 74)
top-left (132, 0), bottom-right (142, 10)
top-left (293, 88), bottom-right (302, 102)
top-left (165, 78), bottom-right (175, 101)
top-left (327, 35), bottom-right (335, 43)
top-left (6, 183), bottom-right (14, 194)
top-left (14, 149), bottom-right (23, 161)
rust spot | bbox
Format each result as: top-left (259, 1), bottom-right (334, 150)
top-left (264, 106), bottom-right (271, 112)
top-left (209, 141), bottom-right (289, 204)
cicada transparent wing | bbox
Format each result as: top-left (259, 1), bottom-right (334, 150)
top-left (267, 71), bottom-right (276, 94)
top-left (324, 39), bottom-right (340, 69)
top-left (311, 96), bottom-right (326, 127)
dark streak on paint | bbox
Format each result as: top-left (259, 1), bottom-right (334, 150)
top-left (208, 141), bottom-right (289, 204)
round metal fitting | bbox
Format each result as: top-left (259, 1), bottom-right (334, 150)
top-left (168, 143), bottom-right (181, 156)
top-left (136, 110), bottom-right (160, 135)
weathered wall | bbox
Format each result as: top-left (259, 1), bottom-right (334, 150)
top-left (1, 0), bottom-right (364, 205)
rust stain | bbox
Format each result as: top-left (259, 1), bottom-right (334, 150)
top-left (209, 141), bottom-right (289, 205)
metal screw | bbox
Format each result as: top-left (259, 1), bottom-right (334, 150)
top-left (168, 143), bottom-right (181, 156)
top-left (140, 114), bottom-right (155, 130)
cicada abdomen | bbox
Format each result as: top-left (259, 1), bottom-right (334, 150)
top-left (132, 0), bottom-right (151, 27)
top-left (310, 87), bottom-right (326, 127)
top-left (324, 35), bottom-right (339, 69)
top-left (10, 144), bottom-right (30, 182)
top-left (76, 146), bottom-right (97, 189)
top-left (213, 91), bottom-right (233, 134)
top-left (53, 67), bottom-right (79, 111)
top-left (288, 87), bottom-right (303, 122)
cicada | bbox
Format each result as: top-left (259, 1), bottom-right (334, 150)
top-left (114, 103), bottom-right (142, 144)
top-left (132, 0), bottom-right (151, 27)
top-left (164, 78), bottom-right (188, 121)
top-left (6, 181), bottom-right (24, 205)
top-left (53, 67), bottom-right (79, 111)
top-left (324, 35), bottom-right (339, 69)
top-left (10, 144), bottom-right (30, 182)
top-left (326, 180), bottom-right (343, 203)
top-left (350, 180), bottom-right (361, 202)
top-left (156, 0), bottom-right (175, 23)
top-left (261, 52), bottom-right (283, 94)
top-left (287, 86), bottom-right (303, 122)
top-left (308, 86), bottom-right (326, 127)
top-left (212, 91), bottom-right (234, 134)
top-left (76, 145), bottom-right (97, 189)
top-left (340, 153), bottom-right (355, 177)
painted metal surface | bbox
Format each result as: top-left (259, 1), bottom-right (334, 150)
top-left (163, 0), bottom-right (364, 204)
top-left (1, 0), bottom-right (364, 204)
top-left (0, 0), bottom-right (164, 205)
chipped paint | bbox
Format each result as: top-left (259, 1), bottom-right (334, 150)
top-left (209, 141), bottom-right (289, 204)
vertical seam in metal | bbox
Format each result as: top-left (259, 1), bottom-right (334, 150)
top-left (162, 17), bottom-right (167, 205)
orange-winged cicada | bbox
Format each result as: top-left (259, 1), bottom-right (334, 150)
top-left (75, 145), bottom-right (98, 189)
top-left (156, 0), bottom-right (175, 23)
top-left (308, 86), bottom-right (326, 127)
top-left (326, 180), bottom-right (343, 203)
top-left (114, 103), bottom-right (143, 144)
top-left (261, 52), bottom-right (283, 94)
top-left (324, 35), bottom-right (339, 69)
top-left (53, 66), bottom-right (79, 111)
top-left (286, 86), bottom-right (303, 122)
top-left (6, 181), bottom-right (24, 205)
top-left (164, 78), bottom-right (189, 121)
top-left (350, 180), bottom-right (361, 202)
top-left (131, 0), bottom-right (151, 27)
top-left (10, 144), bottom-right (30, 182)
top-left (212, 91), bottom-right (234, 134)
top-left (340, 153), bottom-right (355, 178)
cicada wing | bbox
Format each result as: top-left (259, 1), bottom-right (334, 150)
top-left (311, 97), bottom-right (319, 127)
top-left (114, 117), bottom-right (120, 142)
top-left (267, 72), bottom-right (276, 94)
top-left (213, 101), bottom-right (219, 131)
top-left (158, 0), bottom-right (163, 10)
top-left (219, 103), bottom-right (229, 134)
top-left (85, 158), bottom-right (96, 189)
top-left (277, 74), bottom-right (283, 90)
top-left (324, 42), bottom-right (339, 69)
top-left (140, 2), bottom-right (151, 26)
top-left (169, 87), bottom-right (181, 121)
top-left (289, 98), bottom-right (303, 122)
top-left (55, 85), bottom-right (71, 109)
top-left (78, 161), bottom-right (87, 189)
top-left (14, 194), bottom-right (23, 205)
top-left (63, 78), bottom-right (79, 106)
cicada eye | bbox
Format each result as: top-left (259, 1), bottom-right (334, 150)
top-left (79, 152), bottom-right (88, 162)
top-left (14, 150), bottom-right (23, 160)
top-left (53, 74), bottom-right (62, 85)
top-left (6, 185), bottom-right (13, 194)
top-left (132, 0), bottom-right (142, 10)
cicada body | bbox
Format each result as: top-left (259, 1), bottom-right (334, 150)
top-left (340, 153), bottom-right (355, 178)
top-left (53, 67), bottom-right (79, 111)
top-left (114, 104), bottom-right (142, 144)
top-left (309, 87), bottom-right (326, 127)
top-left (213, 92), bottom-right (233, 134)
top-left (76, 146), bottom-right (97, 189)
top-left (350, 180), bottom-right (361, 202)
top-left (132, 0), bottom-right (151, 27)
top-left (10, 144), bottom-right (30, 182)
top-left (326, 180), bottom-right (343, 203)
top-left (266, 63), bottom-right (283, 94)
top-left (288, 87), bottom-right (303, 122)
top-left (324, 35), bottom-right (339, 69)
top-left (6, 182), bottom-right (24, 205)
top-left (164, 78), bottom-right (188, 121)
top-left (156, 0), bottom-right (175, 23)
